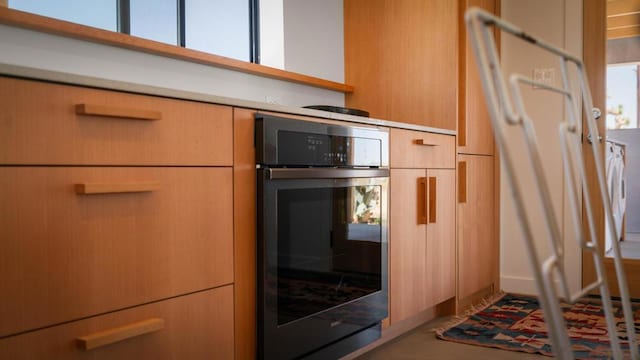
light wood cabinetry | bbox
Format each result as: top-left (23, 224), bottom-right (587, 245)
top-left (458, 155), bottom-right (497, 299)
top-left (344, 0), bottom-right (458, 130)
top-left (0, 76), bottom-right (232, 166)
top-left (458, 0), bottom-right (497, 155)
top-left (0, 76), bottom-right (234, 358)
top-left (0, 166), bottom-right (233, 337)
top-left (0, 286), bottom-right (234, 359)
top-left (456, 0), bottom-right (499, 307)
top-left (389, 129), bottom-right (456, 324)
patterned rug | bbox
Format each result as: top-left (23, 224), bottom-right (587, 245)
top-left (436, 292), bottom-right (640, 359)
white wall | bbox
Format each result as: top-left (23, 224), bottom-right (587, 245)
top-left (0, 4), bottom-right (345, 108)
top-left (283, 0), bottom-right (344, 83)
top-left (499, 0), bottom-right (582, 295)
top-left (259, 0), bottom-right (285, 69)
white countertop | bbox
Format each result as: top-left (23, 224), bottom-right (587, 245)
top-left (0, 63), bottom-right (456, 136)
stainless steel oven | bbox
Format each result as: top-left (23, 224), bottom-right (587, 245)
top-left (256, 114), bottom-right (389, 360)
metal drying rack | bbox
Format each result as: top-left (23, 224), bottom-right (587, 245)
top-left (465, 7), bottom-right (638, 360)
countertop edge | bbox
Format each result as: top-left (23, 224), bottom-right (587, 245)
top-left (0, 63), bottom-right (457, 136)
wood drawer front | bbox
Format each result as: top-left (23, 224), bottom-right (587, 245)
top-left (0, 286), bottom-right (234, 360)
top-left (389, 128), bottom-right (455, 169)
top-left (0, 167), bottom-right (233, 337)
top-left (0, 77), bottom-right (232, 166)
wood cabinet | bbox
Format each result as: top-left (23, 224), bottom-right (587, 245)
top-left (457, 0), bottom-right (497, 155)
top-left (344, 0), bottom-right (458, 130)
top-left (0, 286), bottom-right (234, 359)
top-left (0, 77), bottom-right (232, 166)
top-left (0, 76), bottom-right (234, 358)
top-left (0, 166), bottom-right (233, 337)
top-left (389, 129), bottom-right (456, 324)
top-left (457, 154), bottom-right (497, 299)
top-left (456, 0), bottom-right (499, 306)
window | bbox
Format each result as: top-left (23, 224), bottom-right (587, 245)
top-left (8, 0), bottom-right (259, 63)
top-left (9, 0), bottom-right (117, 31)
top-left (607, 64), bottom-right (639, 129)
top-left (130, 0), bottom-right (177, 45)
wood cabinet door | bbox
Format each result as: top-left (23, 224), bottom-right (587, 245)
top-left (0, 166), bottom-right (233, 337)
top-left (458, 155), bottom-right (497, 299)
top-left (389, 168), bottom-right (428, 324)
top-left (345, 0), bottom-right (458, 130)
top-left (426, 169), bottom-right (456, 306)
top-left (458, 0), bottom-right (496, 155)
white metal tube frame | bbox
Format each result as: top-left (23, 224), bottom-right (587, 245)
top-left (465, 7), bottom-right (638, 360)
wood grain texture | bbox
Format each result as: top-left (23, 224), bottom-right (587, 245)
top-left (426, 170), bottom-right (456, 306)
top-left (0, 8), bottom-right (353, 93)
top-left (344, 0), bottom-right (458, 129)
top-left (233, 108), bottom-right (257, 360)
top-left (0, 166), bottom-right (233, 337)
top-left (458, 0), bottom-right (496, 155)
top-left (75, 104), bottom-right (162, 121)
top-left (582, 0), bottom-right (607, 294)
top-left (77, 318), bottom-right (165, 350)
top-left (389, 168), bottom-right (429, 324)
top-left (389, 128), bottom-right (456, 169)
top-left (457, 155), bottom-right (496, 299)
top-left (0, 287), bottom-right (234, 359)
top-left (608, 25), bottom-right (640, 39)
top-left (389, 168), bottom-right (456, 325)
top-left (0, 76), bottom-right (233, 166)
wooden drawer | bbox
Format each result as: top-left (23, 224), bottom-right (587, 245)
top-left (0, 167), bottom-right (233, 337)
top-left (0, 286), bottom-right (234, 360)
top-left (0, 77), bottom-right (232, 165)
top-left (389, 128), bottom-right (455, 169)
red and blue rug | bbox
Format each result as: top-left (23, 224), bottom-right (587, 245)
top-left (436, 292), bottom-right (640, 359)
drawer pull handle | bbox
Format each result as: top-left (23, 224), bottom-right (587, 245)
top-left (417, 177), bottom-right (428, 224)
top-left (414, 139), bottom-right (438, 147)
top-left (75, 181), bottom-right (160, 195)
top-left (77, 318), bottom-right (165, 350)
top-left (76, 104), bottom-right (162, 121)
top-left (458, 161), bottom-right (467, 203)
top-left (428, 176), bottom-right (437, 223)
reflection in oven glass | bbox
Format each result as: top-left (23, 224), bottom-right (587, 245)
top-left (275, 186), bottom-right (382, 325)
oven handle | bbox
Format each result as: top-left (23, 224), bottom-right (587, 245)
top-left (265, 168), bottom-right (389, 180)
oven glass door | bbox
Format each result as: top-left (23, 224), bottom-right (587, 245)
top-left (258, 170), bottom-right (388, 359)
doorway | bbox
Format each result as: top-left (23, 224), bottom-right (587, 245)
top-left (583, 0), bottom-right (640, 297)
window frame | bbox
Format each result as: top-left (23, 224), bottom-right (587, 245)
top-left (0, 4), bottom-right (351, 91)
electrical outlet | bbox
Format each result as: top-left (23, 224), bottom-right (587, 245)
top-left (532, 68), bottom-right (555, 88)
top-left (265, 95), bottom-right (280, 105)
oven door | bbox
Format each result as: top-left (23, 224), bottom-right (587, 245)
top-left (258, 168), bottom-right (389, 360)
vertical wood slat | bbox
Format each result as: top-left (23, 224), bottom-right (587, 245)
top-left (458, 161), bottom-right (467, 203)
top-left (428, 177), bottom-right (437, 223)
top-left (417, 177), bottom-right (428, 224)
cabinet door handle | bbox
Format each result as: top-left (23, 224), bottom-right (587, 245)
top-left (76, 104), bottom-right (162, 121)
top-left (458, 161), bottom-right (467, 203)
top-left (75, 181), bottom-right (160, 195)
top-left (417, 177), bottom-right (428, 224)
top-left (413, 139), bottom-right (438, 147)
top-left (77, 318), bottom-right (165, 350)
top-left (428, 176), bottom-right (437, 223)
